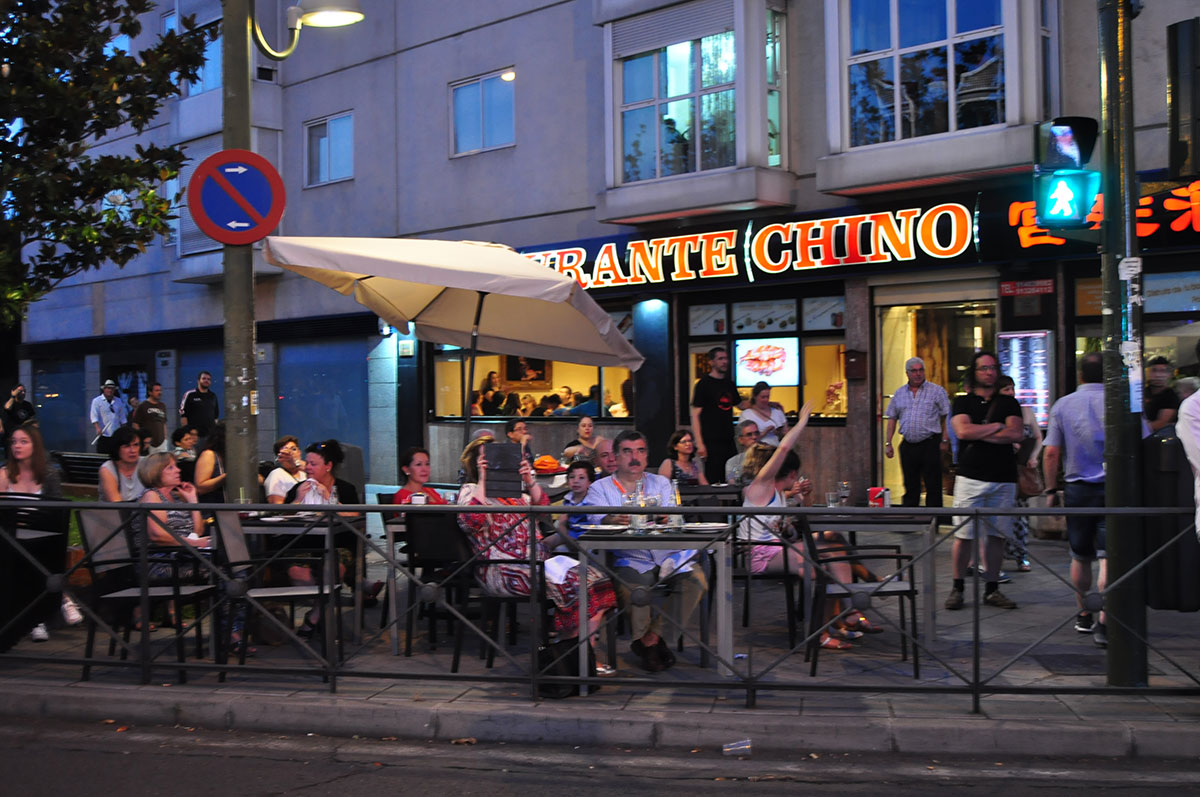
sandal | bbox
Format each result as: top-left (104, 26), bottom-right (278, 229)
top-left (818, 635), bottom-right (853, 650)
top-left (831, 626), bottom-right (864, 641)
top-left (845, 615), bottom-right (884, 634)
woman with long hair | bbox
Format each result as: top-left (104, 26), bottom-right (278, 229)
top-left (998, 375), bottom-right (1042, 572)
top-left (0, 422), bottom-right (70, 645)
top-left (457, 436), bottom-right (617, 670)
top-left (657, 429), bottom-right (708, 486)
top-left (193, 422), bottom-right (227, 504)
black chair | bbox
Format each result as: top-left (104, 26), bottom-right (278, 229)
top-left (0, 493), bottom-right (69, 650)
top-left (212, 511), bottom-right (343, 671)
top-left (801, 528), bottom-right (919, 678)
top-left (733, 533), bottom-right (802, 650)
top-left (77, 508), bottom-right (214, 683)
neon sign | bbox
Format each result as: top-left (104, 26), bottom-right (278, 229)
top-left (525, 203), bottom-right (973, 290)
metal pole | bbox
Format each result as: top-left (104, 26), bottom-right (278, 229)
top-left (222, 0), bottom-right (259, 505)
top-left (1097, 0), bottom-right (1147, 687)
top-left (462, 292), bottom-right (485, 451)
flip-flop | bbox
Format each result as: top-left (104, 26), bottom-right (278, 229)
top-left (845, 615), bottom-right (885, 634)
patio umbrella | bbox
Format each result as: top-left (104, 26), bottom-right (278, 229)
top-left (262, 236), bottom-right (644, 444)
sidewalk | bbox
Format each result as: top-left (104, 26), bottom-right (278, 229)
top-left (2, 533), bottom-right (1199, 759)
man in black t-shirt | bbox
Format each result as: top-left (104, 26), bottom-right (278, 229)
top-left (945, 351), bottom-right (1024, 612)
top-left (1, 383), bottom-right (36, 452)
top-left (690, 347), bottom-right (747, 484)
top-left (179, 370), bottom-right (219, 439)
top-left (1143, 356), bottom-right (1180, 433)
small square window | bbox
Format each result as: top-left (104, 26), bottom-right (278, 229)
top-left (451, 70), bottom-right (515, 155)
top-left (306, 113), bottom-right (354, 186)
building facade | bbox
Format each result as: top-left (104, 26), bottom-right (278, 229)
top-left (18, 0), bottom-right (1200, 495)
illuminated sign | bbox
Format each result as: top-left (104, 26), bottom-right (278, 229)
top-left (525, 203), bottom-right (973, 291)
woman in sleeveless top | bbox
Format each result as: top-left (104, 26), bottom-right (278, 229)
top-left (98, 425), bottom-right (146, 502)
top-left (194, 422), bottom-right (227, 504)
top-left (657, 429), bottom-right (707, 485)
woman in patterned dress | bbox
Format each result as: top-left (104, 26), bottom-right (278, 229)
top-left (456, 436), bottom-right (616, 643)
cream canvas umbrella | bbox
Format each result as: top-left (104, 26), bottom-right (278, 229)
top-left (263, 236), bottom-right (644, 440)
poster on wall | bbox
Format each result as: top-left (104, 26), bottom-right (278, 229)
top-left (609, 310), bottom-right (635, 341)
top-left (688, 304), bottom-right (727, 336)
top-left (997, 330), bottom-right (1054, 427)
top-left (802, 296), bottom-right (845, 330)
top-left (734, 337), bottom-right (800, 387)
top-left (731, 299), bottom-right (797, 334)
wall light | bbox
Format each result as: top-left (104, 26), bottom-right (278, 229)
top-left (500, 70), bottom-right (516, 82)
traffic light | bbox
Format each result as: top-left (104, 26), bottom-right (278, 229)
top-left (1034, 117), bottom-right (1100, 228)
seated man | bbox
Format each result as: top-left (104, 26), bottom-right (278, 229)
top-left (264, 435), bottom-right (307, 504)
top-left (592, 437), bottom-right (617, 477)
top-left (504, 418), bottom-right (536, 466)
top-left (724, 419), bottom-right (761, 485)
top-left (585, 430), bottom-right (708, 672)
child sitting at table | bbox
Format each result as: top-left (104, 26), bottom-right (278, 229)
top-left (546, 460), bottom-right (594, 550)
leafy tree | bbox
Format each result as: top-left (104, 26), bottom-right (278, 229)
top-left (0, 0), bottom-right (213, 324)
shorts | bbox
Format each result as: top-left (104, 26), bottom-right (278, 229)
top-left (1065, 481), bottom-right (1106, 561)
top-left (952, 476), bottom-right (1016, 540)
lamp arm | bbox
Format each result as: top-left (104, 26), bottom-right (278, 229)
top-left (250, 1), bottom-right (303, 61)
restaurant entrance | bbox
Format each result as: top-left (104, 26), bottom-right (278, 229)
top-left (876, 297), bottom-right (997, 504)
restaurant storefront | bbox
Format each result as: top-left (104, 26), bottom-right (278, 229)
top-left (430, 178), bottom-right (1200, 502)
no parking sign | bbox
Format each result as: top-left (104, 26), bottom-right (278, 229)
top-left (186, 149), bottom-right (286, 246)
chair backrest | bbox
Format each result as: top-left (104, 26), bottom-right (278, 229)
top-left (78, 508), bottom-right (133, 574)
top-left (374, 491), bottom-right (403, 523)
top-left (0, 492), bottom-right (68, 534)
top-left (405, 509), bottom-right (473, 566)
top-left (212, 511), bottom-right (252, 572)
top-left (338, 443), bottom-right (366, 502)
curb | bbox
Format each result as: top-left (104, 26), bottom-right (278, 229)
top-left (2, 684), bottom-right (1199, 759)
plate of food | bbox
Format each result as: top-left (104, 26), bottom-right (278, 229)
top-left (683, 522), bottom-right (730, 533)
top-left (577, 524), bottom-right (629, 533)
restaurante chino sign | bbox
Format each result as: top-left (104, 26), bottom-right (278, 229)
top-left (525, 202), bottom-right (973, 291)
top-left (521, 183), bottom-right (1200, 293)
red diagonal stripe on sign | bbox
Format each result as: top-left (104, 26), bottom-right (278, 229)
top-left (208, 167), bottom-right (267, 225)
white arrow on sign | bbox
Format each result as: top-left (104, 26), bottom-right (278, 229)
top-left (226, 221), bottom-right (251, 229)
top-left (223, 166), bottom-right (248, 174)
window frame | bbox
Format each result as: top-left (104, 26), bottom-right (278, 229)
top-left (836, 0), bottom-right (1015, 152)
top-left (304, 111), bottom-right (355, 188)
top-left (449, 69), bottom-right (517, 157)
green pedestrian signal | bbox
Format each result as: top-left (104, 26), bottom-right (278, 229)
top-left (1035, 169), bottom-right (1101, 227)
top-left (1034, 117), bottom-right (1101, 229)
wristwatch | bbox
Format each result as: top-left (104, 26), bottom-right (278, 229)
top-left (1044, 487), bottom-right (1059, 494)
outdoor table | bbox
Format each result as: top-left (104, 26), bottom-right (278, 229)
top-left (576, 523), bottom-right (734, 690)
top-left (241, 514), bottom-right (367, 653)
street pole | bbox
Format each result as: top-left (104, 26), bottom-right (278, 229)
top-left (1097, 0), bottom-right (1147, 687)
top-left (222, 0), bottom-right (259, 505)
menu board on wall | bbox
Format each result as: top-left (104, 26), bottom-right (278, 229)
top-left (731, 299), bottom-right (797, 334)
top-left (997, 330), bottom-right (1054, 427)
top-left (802, 296), bottom-right (846, 330)
top-left (689, 304), bottom-right (728, 336)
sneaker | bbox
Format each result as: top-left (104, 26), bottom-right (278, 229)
top-left (983, 589), bottom-right (1018, 609)
top-left (944, 588), bottom-right (965, 610)
top-left (30, 623), bottom-right (49, 642)
top-left (1016, 558), bottom-right (1032, 573)
top-left (1093, 622), bottom-right (1108, 648)
top-left (1074, 612), bottom-right (1095, 633)
top-left (966, 567), bottom-right (1012, 584)
top-left (595, 662), bottom-right (618, 677)
top-left (61, 597), bottom-right (83, 626)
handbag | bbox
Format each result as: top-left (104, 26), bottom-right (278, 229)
top-left (536, 638), bottom-right (597, 699)
top-left (1017, 464), bottom-right (1044, 498)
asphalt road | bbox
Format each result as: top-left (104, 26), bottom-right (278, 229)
top-left (2, 717), bottom-right (1198, 795)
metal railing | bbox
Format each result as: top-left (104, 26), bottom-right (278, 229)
top-left (1, 498), bottom-right (1197, 711)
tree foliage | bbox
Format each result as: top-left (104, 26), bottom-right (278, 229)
top-left (0, 0), bottom-right (213, 324)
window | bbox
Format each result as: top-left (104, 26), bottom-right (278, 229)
top-left (844, 0), bottom-right (1005, 148)
top-left (104, 34), bottom-right (130, 57)
top-left (305, 113), bottom-right (354, 186)
top-left (33, 359), bottom-right (86, 451)
top-left (611, 0), bottom-right (785, 186)
top-left (451, 71), bottom-right (515, 155)
top-left (186, 26), bottom-right (222, 96)
top-left (277, 340), bottom-right (370, 470)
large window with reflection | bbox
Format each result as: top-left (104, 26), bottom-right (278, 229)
top-left (844, 0), bottom-right (1007, 148)
top-left (432, 346), bottom-right (635, 419)
top-left (32, 359), bottom-right (87, 451)
top-left (277, 339), bottom-right (370, 466)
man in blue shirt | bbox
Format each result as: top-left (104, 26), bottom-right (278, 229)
top-left (1043, 352), bottom-right (1108, 647)
top-left (585, 430), bottom-right (707, 672)
top-left (884, 357), bottom-right (951, 507)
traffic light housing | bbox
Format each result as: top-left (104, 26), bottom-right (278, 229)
top-left (1034, 117), bottom-right (1101, 228)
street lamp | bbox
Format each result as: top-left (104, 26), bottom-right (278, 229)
top-left (221, 1), bottom-right (363, 503)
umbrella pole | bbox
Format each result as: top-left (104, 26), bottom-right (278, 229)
top-left (462, 291), bottom-right (487, 451)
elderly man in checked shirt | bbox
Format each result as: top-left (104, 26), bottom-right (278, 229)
top-left (884, 357), bottom-right (951, 507)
